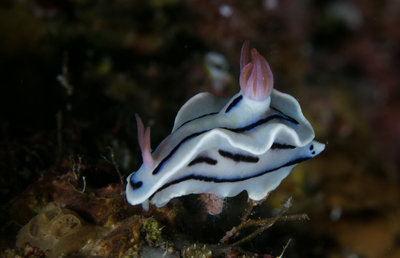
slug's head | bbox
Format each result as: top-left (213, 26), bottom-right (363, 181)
top-left (126, 114), bottom-right (155, 210)
top-left (239, 40), bottom-right (274, 101)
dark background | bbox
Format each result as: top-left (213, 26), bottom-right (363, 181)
top-left (1, 0), bottom-right (400, 257)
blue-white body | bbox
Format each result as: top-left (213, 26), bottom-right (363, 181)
top-left (126, 89), bottom-right (325, 210)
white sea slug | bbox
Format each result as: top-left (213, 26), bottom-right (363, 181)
top-left (126, 41), bottom-right (325, 212)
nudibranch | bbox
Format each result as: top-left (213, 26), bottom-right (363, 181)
top-left (126, 41), bottom-right (325, 212)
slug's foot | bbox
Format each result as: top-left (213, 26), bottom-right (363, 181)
top-left (199, 193), bottom-right (225, 216)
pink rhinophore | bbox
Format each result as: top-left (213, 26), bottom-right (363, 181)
top-left (135, 114), bottom-right (154, 167)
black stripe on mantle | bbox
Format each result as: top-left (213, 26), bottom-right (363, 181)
top-left (188, 156), bottom-right (218, 166)
top-left (218, 149), bottom-right (259, 163)
top-left (176, 112), bottom-right (219, 130)
top-left (152, 108), bottom-right (299, 175)
top-left (149, 156), bottom-right (311, 201)
top-left (225, 95), bottom-right (243, 113)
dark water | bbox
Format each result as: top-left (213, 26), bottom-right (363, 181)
top-left (1, 1), bottom-right (399, 257)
